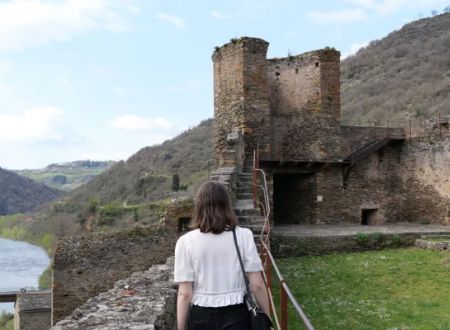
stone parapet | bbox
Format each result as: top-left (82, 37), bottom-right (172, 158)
top-left (52, 225), bottom-right (177, 325)
top-left (52, 257), bottom-right (176, 330)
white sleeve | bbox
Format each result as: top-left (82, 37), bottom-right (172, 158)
top-left (174, 236), bottom-right (195, 282)
top-left (242, 228), bottom-right (263, 272)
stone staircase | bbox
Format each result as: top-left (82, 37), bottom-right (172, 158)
top-left (233, 171), bottom-right (266, 238)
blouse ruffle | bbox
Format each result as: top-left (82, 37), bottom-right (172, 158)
top-left (192, 289), bottom-right (246, 307)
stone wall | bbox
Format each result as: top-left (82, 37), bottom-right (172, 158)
top-left (267, 48), bottom-right (346, 162)
top-left (52, 257), bottom-right (176, 330)
top-left (270, 139), bottom-right (450, 225)
top-left (271, 233), bottom-right (416, 257)
top-left (14, 292), bottom-right (51, 330)
top-left (52, 224), bottom-right (177, 325)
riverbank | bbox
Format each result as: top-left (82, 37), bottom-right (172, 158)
top-left (0, 237), bottom-right (50, 319)
top-left (0, 214), bottom-right (56, 254)
top-left (0, 214), bottom-right (54, 291)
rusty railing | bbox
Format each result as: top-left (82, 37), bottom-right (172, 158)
top-left (252, 150), bottom-right (315, 330)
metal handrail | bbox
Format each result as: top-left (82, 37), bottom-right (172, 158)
top-left (252, 149), bottom-right (315, 330)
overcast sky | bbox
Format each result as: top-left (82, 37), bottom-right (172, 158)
top-left (0, 0), bottom-right (449, 169)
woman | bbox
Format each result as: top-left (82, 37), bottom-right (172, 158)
top-left (174, 181), bottom-right (270, 330)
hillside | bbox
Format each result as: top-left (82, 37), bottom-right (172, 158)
top-left (341, 12), bottom-right (450, 123)
top-left (15, 160), bottom-right (116, 191)
top-left (66, 119), bottom-right (213, 206)
top-left (0, 167), bottom-right (62, 215)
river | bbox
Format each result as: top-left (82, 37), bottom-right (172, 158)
top-left (0, 238), bottom-right (50, 314)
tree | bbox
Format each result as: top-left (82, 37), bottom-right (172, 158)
top-left (444, 5), bottom-right (450, 13)
top-left (172, 174), bottom-right (180, 191)
top-left (431, 9), bottom-right (438, 16)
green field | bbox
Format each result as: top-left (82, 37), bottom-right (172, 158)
top-left (15, 160), bottom-right (115, 191)
top-left (273, 248), bottom-right (450, 330)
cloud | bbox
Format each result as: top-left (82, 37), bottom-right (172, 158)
top-left (111, 115), bottom-right (172, 131)
top-left (0, 0), bottom-right (138, 51)
top-left (165, 80), bottom-right (201, 93)
top-left (0, 106), bottom-right (64, 143)
top-left (307, 8), bottom-right (368, 23)
top-left (156, 13), bottom-right (186, 29)
top-left (211, 10), bottom-right (228, 19)
top-left (342, 41), bottom-right (369, 58)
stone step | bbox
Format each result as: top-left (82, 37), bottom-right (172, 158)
top-left (237, 215), bottom-right (265, 225)
top-left (237, 216), bottom-right (252, 225)
top-left (237, 181), bottom-right (252, 187)
top-left (239, 224), bottom-right (264, 235)
top-left (237, 178), bottom-right (252, 184)
top-left (233, 199), bottom-right (260, 216)
top-left (236, 192), bottom-right (253, 199)
top-left (234, 208), bottom-right (260, 216)
top-left (237, 187), bottom-right (252, 194)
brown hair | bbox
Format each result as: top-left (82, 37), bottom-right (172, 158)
top-left (192, 181), bottom-right (238, 234)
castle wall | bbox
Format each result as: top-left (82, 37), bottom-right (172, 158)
top-left (267, 49), bottom-right (346, 161)
top-left (52, 225), bottom-right (177, 325)
top-left (212, 37), bottom-right (450, 226)
top-left (277, 141), bottom-right (450, 225)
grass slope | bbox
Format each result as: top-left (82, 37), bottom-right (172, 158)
top-left (275, 248), bottom-right (450, 330)
top-left (69, 119), bottom-right (213, 206)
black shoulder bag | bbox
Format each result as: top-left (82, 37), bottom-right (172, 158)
top-left (232, 228), bottom-right (273, 330)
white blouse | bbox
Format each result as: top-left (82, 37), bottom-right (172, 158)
top-left (174, 226), bottom-right (263, 307)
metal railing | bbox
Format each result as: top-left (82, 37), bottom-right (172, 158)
top-left (252, 149), bottom-right (315, 330)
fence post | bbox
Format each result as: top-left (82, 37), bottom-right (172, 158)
top-left (281, 283), bottom-right (288, 330)
top-left (409, 120), bottom-right (412, 143)
top-left (252, 150), bottom-right (257, 207)
top-left (439, 112), bottom-right (442, 139)
top-left (265, 252), bottom-right (273, 316)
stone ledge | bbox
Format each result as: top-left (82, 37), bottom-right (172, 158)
top-left (52, 257), bottom-right (176, 330)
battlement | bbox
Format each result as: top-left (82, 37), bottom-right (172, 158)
top-left (212, 37), bottom-right (269, 61)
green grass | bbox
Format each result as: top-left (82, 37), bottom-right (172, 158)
top-left (272, 248), bottom-right (450, 330)
top-left (0, 311), bottom-right (13, 330)
top-left (423, 236), bottom-right (450, 243)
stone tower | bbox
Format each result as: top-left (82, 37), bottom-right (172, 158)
top-left (212, 37), bottom-right (272, 167)
top-left (213, 37), bottom-right (343, 165)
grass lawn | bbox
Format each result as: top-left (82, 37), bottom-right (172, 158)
top-left (272, 248), bottom-right (450, 330)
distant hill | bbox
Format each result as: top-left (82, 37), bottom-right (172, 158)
top-left (0, 167), bottom-right (62, 215)
top-left (67, 119), bottom-right (213, 206)
top-left (15, 160), bottom-right (116, 191)
top-left (341, 12), bottom-right (450, 123)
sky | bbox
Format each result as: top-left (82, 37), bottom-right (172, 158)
top-left (0, 0), bottom-right (449, 170)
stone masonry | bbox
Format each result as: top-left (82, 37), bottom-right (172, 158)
top-left (52, 224), bottom-right (177, 325)
top-left (52, 257), bottom-right (176, 330)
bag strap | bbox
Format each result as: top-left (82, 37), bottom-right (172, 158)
top-left (232, 228), bottom-right (258, 310)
